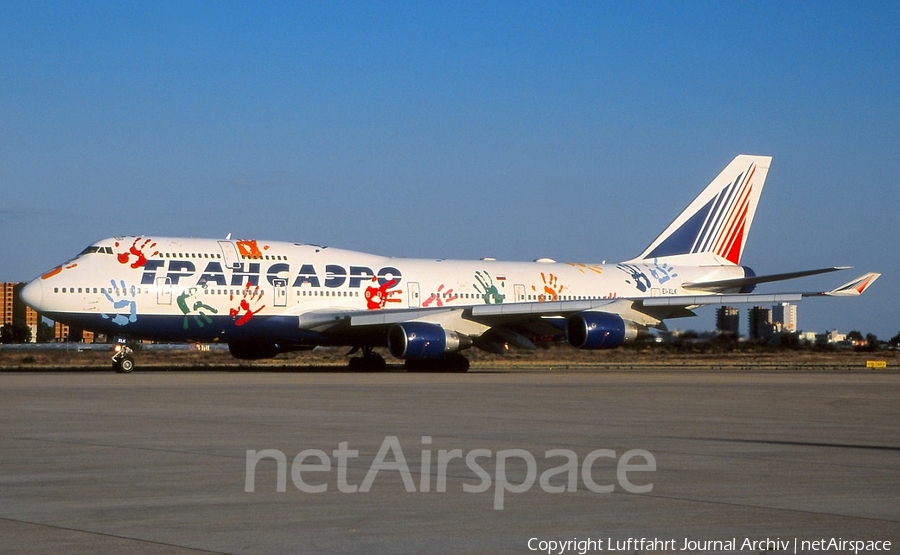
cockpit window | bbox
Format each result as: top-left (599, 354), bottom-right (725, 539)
top-left (78, 246), bottom-right (114, 255)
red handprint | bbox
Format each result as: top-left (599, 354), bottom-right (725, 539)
top-left (423, 284), bottom-right (458, 307)
top-left (116, 237), bottom-right (159, 269)
top-left (229, 283), bottom-right (266, 326)
top-left (365, 277), bottom-right (402, 310)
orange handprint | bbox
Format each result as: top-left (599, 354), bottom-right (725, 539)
top-left (532, 272), bottom-right (565, 301)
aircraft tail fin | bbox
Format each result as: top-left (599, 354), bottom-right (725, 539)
top-left (632, 155), bottom-right (771, 265)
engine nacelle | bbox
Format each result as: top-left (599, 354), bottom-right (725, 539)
top-left (388, 322), bottom-right (472, 359)
top-left (740, 266), bottom-right (757, 293)
top-left (566, 312), bottom-right (641, 350)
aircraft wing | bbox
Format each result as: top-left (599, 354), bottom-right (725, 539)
top-left (683, 267), bottom-right (850, 292)
top-left (642, 293), bottom-right (803, 307)
top-left (292, 273), bottom-right (881, 342)
top-left (644, 272), bottom-right (881, 306)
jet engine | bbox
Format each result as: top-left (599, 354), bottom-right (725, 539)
top-left (388, 322), bottom-right (473, 359)
top-left (566, 312), bottom-right (643, 350)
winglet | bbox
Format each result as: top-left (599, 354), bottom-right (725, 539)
top-left (822, 272), bottom-right (881, 297)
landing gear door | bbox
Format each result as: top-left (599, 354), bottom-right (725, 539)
top-left (157, 277), bottom-right (172, 305)
top-left (274, 279), bottom-right (287, 307)
top-left (218, 241), bottom-right (241, 270)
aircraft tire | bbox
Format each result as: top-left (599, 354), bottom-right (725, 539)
top-left (348, 354), bottom-right (386, 372)
top-left (114, 356), bottom-right (135, 374)
top-left (446, 354), bottom-right (470, 373)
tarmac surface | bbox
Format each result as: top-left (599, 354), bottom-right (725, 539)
top-left (1, 368), bottom-right (898, 554)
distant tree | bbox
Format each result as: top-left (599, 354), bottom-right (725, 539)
top-left (0, 322), bottom-right (31, 343)
top-left (714, 331), bottom-right (739, 344)
top-left (865, 333), bottom-right (879, 350)
top-left (846, 330), bottom-right (864, 342)
top-left (37, 321), bottom-right (55, 343)
top-left (890, 331), bottom-right (900, 347)
top-left (779, 333), bottom-right (800, 348)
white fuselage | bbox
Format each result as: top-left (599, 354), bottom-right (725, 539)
top-left (22, 236), bottom-right (745, 345)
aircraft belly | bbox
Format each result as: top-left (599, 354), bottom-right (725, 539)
top-left (42, 312), bottom-right (323, 345)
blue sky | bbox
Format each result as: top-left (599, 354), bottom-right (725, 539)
top-left (2, 2), bottom-right (897, 339)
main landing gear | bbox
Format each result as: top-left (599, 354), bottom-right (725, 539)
top-left (347, 347), bottom-right (387, 371)
top-left (112, 343), bottom-right (135, 373)
top-left (346, 347), bottom-right (470, 372)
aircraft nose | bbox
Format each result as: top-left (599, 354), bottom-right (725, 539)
top-left (20, 279), bottom-right (43, 310)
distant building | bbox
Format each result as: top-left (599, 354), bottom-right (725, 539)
top-left (1, 282), bottom-right (40, 343)
top-left (772, 303), bottom-right (798, 333)
top-left (4, 281), bottom-right (98, 343)
top-left (748, 306), bottom-right (773, 340)
top-left (53, 322), bottom-right (95, 343)
top-left (716, 306), bottom-right (740, 335)
top-left (818, 329), bottom-right (847, 345)
top-left (798, 331), bottom-right (817, 343)
top-left (54, 321), bottom-right (71, 342)
top-left (1, 282), bottom-right (15, 326)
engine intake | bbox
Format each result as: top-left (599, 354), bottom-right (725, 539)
top-left (566, 312), bottom-right (642, 350)
top-left (388, 323), bottom-right (472, 359)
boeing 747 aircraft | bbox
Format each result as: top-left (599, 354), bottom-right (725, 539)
top-left (20, 155), bottom-right (880, 372)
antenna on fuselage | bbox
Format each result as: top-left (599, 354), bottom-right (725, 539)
top-left (225, 233), bottom-right (232, 240)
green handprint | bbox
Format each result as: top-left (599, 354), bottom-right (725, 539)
top-left (177, 285), bottom-right (219, 329)
top-left (474, 271), bottom-right (504, 304)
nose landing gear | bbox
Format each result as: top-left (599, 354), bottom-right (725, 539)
top-left (112, 341), bottom-right (135, 373)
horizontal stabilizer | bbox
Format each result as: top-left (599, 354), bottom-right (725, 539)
top-left (683, 267), bottom-right (850, 292)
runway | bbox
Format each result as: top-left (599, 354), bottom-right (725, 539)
top-left (1, 369), bottom-right (898, 554)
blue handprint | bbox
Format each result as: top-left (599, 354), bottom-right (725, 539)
top-left (616, 263), bottom-right (652, 292)
top-left (649, 258), bottom-right (678, 284)
top-left (102, 279), bottom-right (138, 326)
